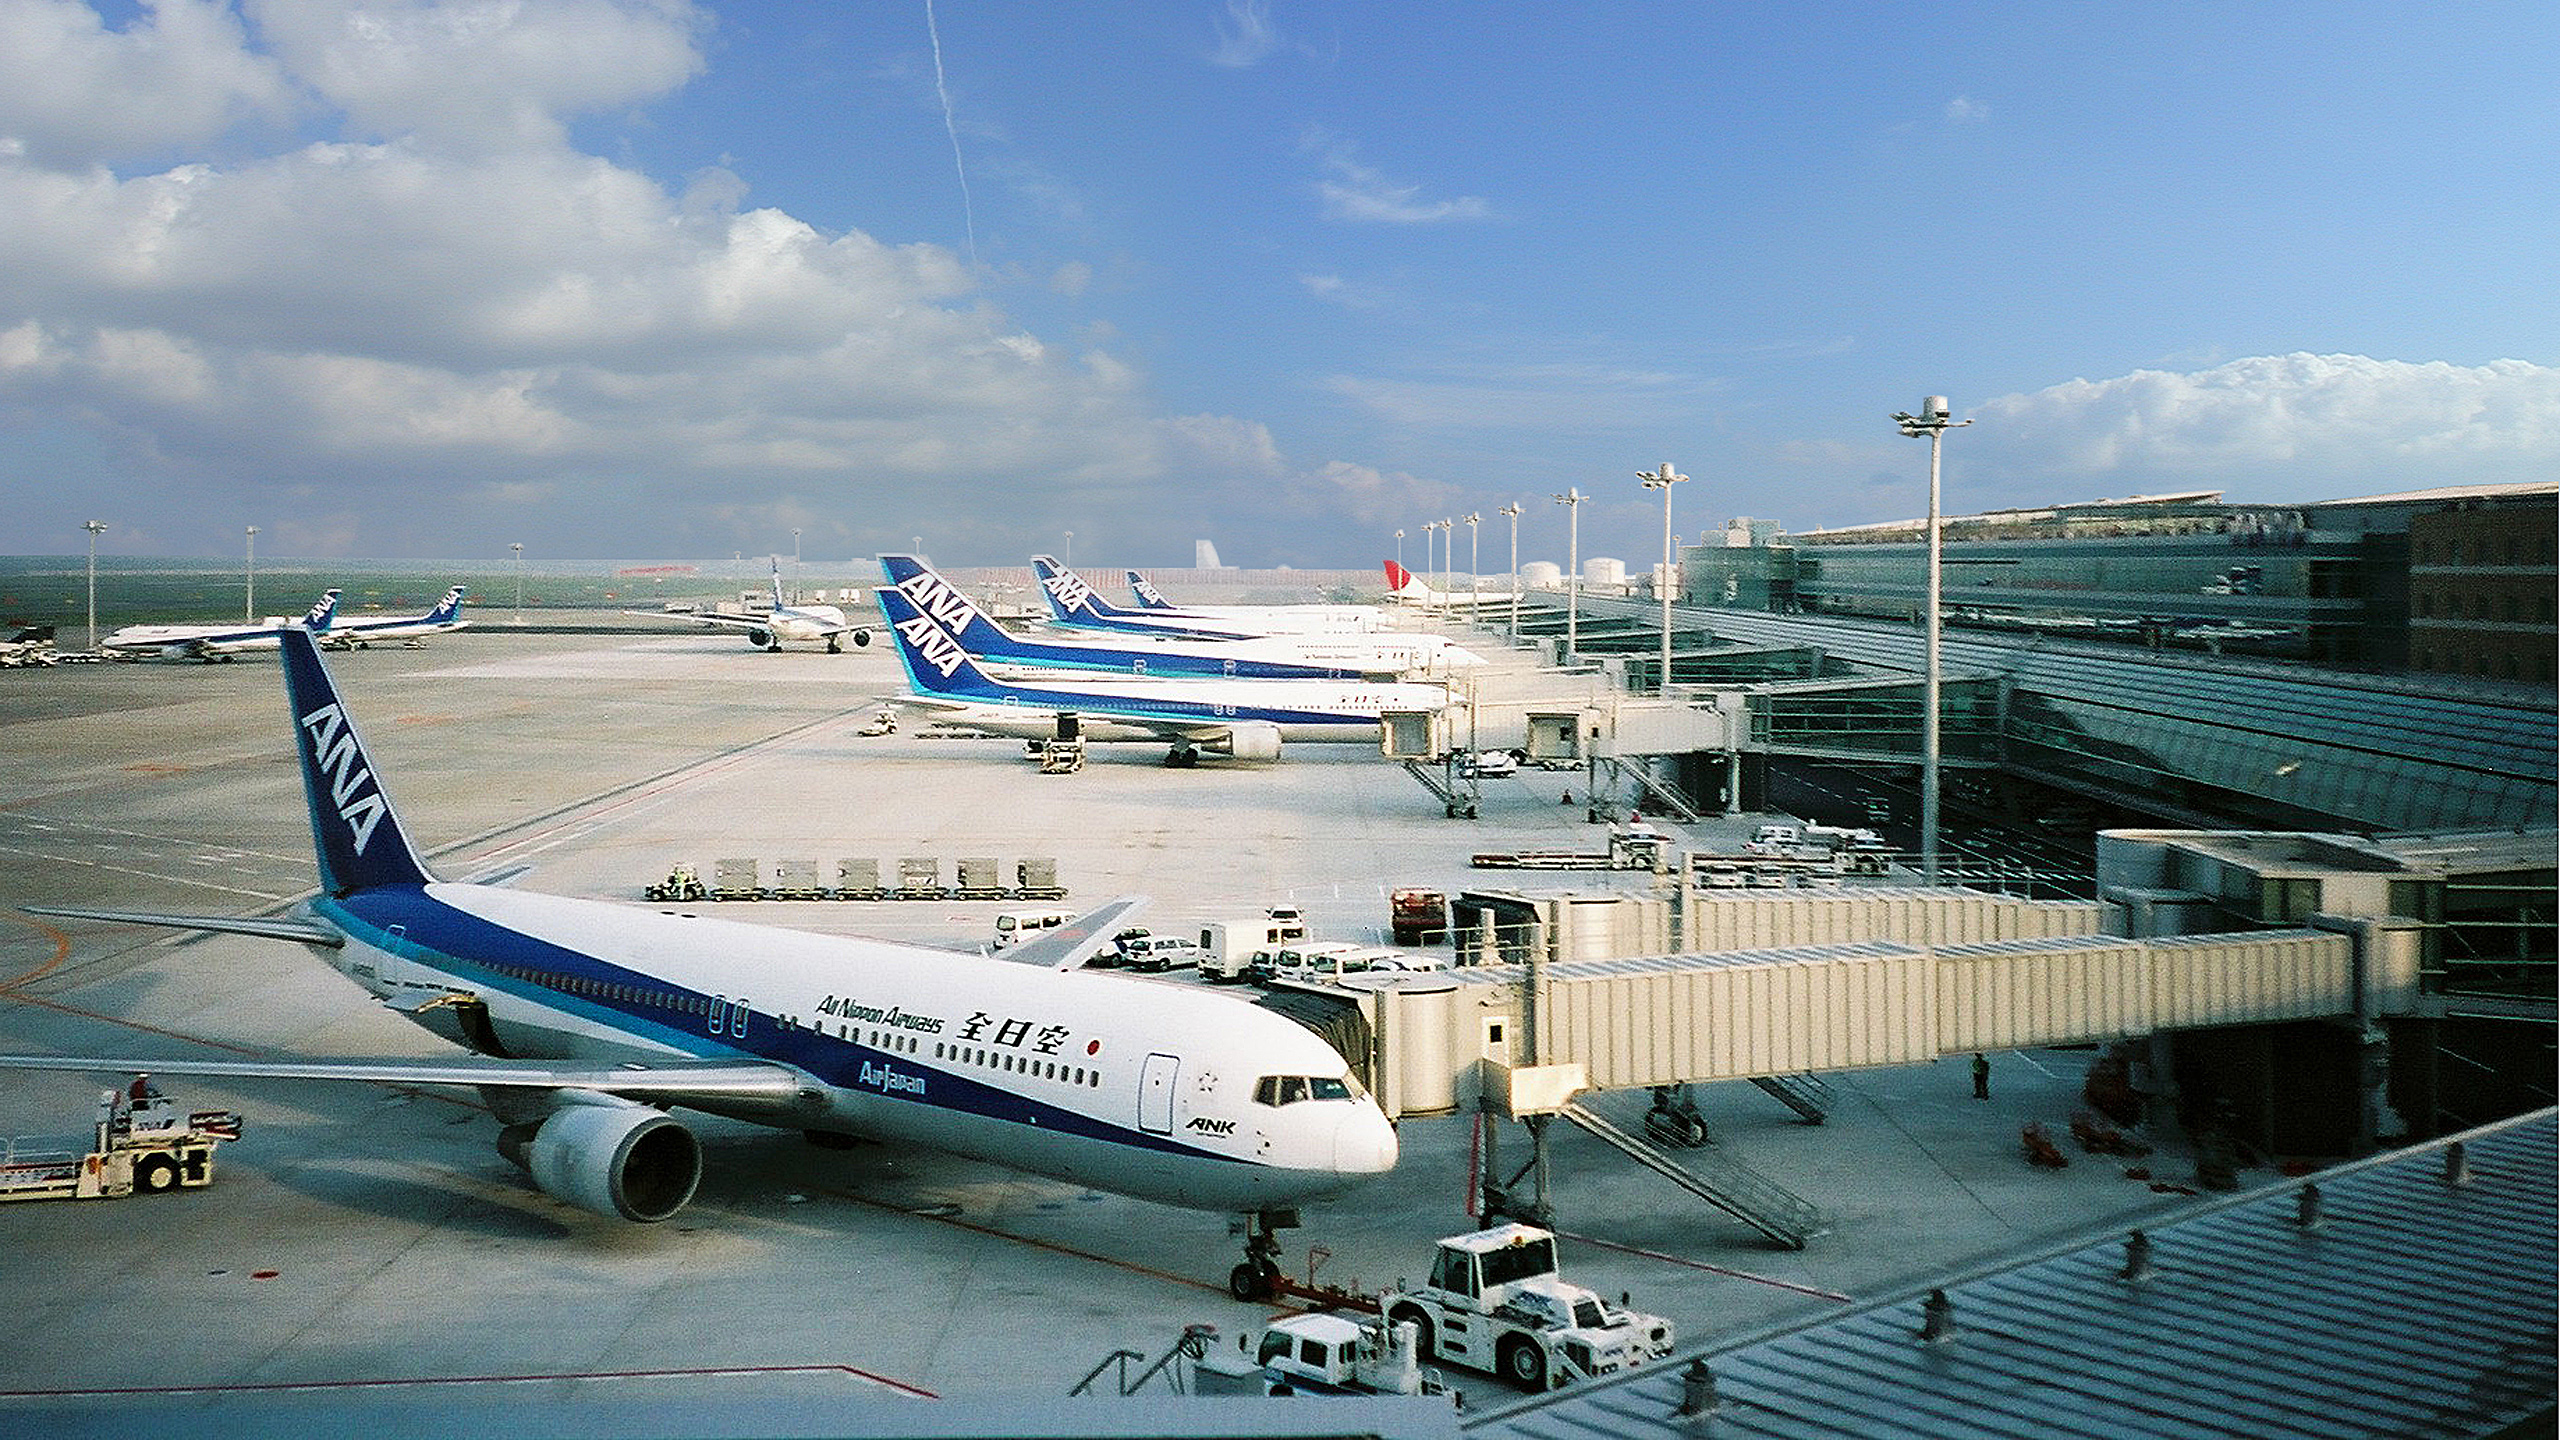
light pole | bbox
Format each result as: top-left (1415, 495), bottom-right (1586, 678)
top-left (510, 542), bottom-right (525, 624)
top-left (1063, 531), bottom-right (1073, 570)
top-left (1394, 528), bottom-right (1405, 572)
top-left (1439, 517), bottom-right (1454, 599)
top-left (1552, 488), bottom-right (1584, 664)
top-left (244, 525), bottom-right (259, 621)
top-left (83, 520), bottom-right (106, 650)
top-left (1464, 513), bottom-right (1481, 609)
top-left (1497, 502), bottom-right (1522, 645)
top-left (1637, 462), bottom-right (1687, 694)
top-left (1423, 520), bottom-right (1444, 603)
top-left (1892, 396), bottom-right (1972, 885)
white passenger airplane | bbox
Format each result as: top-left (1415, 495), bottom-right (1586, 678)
top-left (99, 590), bottom-right (342, 662)
top-left (317, 585), bottom-right (470, 650)
top-left (3, 626), bottom-right (1395, 1293)
top-left (878, 585), bottom-right (1449, 765)
top-left (651, 561), bottom-right (870, 652)
top-left (1032, 556), bottom-right (1415, 644)
top-left (882, 555), bottom-right (1477, 678)
top-left (1383, 561), bottom-right (1521, 608)
top-left (1123, 569), bottom-right (1386, 633)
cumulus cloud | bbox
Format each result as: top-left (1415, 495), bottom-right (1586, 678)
top-left (0, 0), bottom-right (1243, 557)
top-left (1969, 354), bottom-right (2560, 499)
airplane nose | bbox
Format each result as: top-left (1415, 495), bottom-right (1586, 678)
top-left (1335, 1103), bottom-right (1400, 1176)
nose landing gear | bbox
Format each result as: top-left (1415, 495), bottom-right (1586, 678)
top-left (1227, 1207), bottom-right (1299, 1301)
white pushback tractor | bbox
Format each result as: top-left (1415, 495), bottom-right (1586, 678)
top-left (1379, 1224), bottom-right (1675, 1391)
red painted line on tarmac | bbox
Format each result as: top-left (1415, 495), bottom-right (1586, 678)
top-left (0, 1361), bottom-right (937, 1402)
top-left (1551, 1226), bottom-right (1855, 1304)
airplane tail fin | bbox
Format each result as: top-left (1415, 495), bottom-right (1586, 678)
top-left (276, 627), bottom-right (435, 894)
top-left (1126, 572), bottom-right (1175, 610)
top-left (769, 559), bottom-right (787, 611)
top-left (1030, 555), bottom-right (1121, 619)
top-left (425, 585), bottom-right (467, 624)
top-left (877, 555), bottom-right (1021, 657)
top-left (872, 587), bottom-right (1007, 699)
top-left (303, 589), bottom-right (344, 631)
top-left (1383, 561), bottom-right (1430, 599)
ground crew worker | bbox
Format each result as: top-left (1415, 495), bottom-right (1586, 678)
top-left (1971, 1052), bottom-right (1990, 1100)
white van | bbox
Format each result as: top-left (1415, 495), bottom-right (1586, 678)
top-left (1253, 940), bottom-right (1354, 986)
top-left (1200, 918), bottom-right (1289, 983)
top-left (1119, 934), bottom-right (1204, 973)
top-left (990, 907), bottom-right (1075, 950)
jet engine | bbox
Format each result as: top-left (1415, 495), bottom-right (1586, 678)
top-left (1210, 721), bottom-right (1283, 763)
top-left (499, 1100), bottom-right (702, 1222)
top-left (744, 627), bottom-right (774, 650)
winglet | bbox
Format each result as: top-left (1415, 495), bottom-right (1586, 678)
top-left (277, 626), bottom-right (434, 894)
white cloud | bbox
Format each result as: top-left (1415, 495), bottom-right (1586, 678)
top-left (1207, 0), bottom-right (1279, 68)
top-left (1944, 95), bottom-right (1989, 124)
top-left (1970, 354), bottom-right (2560, 497)
top-left (0, 0), bottom-right (293, 166)
top-left (1307, 136), bottom-right (1491, 225)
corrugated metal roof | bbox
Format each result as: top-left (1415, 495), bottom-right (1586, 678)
top-left (1466, 1110), bottom-right (2557, 1440)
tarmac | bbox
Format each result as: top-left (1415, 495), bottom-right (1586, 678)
top-left (0, 627), bottom-right (2205, 1417)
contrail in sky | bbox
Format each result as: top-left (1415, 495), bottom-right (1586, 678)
top-left (923, 0), bottom-right (977, 268)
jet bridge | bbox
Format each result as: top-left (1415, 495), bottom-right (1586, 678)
top-left (1311, 914), bottom-right (2426, 1244)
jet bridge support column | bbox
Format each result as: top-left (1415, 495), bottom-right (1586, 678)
top-left (1477, 921), bottom-right (1561, 1227)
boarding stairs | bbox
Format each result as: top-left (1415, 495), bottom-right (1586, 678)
top-left (1561, 1098), bottom-right (1826, 1250)
top-left (1402, 758), bottom-right (1480, 819)
top-left (1590, 755), bottom-right (1702, 824)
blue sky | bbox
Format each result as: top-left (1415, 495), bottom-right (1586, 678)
top-left (1, 1), bottom-right (2552, 568)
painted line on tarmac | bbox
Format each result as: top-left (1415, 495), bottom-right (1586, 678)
top-left (1550, 1226), bottom-right (1855, 1304)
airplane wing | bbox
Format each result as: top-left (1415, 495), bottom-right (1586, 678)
top-left (626, 609), bottom-right (863, 639)
top-left (1003, 895), bottom-right (1149, 971)
top-left (0, 1053), bottom-right (810, 1105)
top-left (23, 904), bottom-right (344, 947)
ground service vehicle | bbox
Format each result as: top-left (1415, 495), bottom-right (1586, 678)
top-left (1390, 888), bottom-right (1448, 946)
top-left (1197, 1313), bottom-right (1458, 1402)
top-left (1256, 941), bottom-right (1361, 986)
top-left (1380, 1224), bottom-right (1675, 1391)
top-left (0, 1082), bottom-right (242, 1203)
top-left (1119, 934), bottom-right (1203, 972)
top-left (991, 907), bottom-right (1075, 949)
top-left (1199, 918), bottom-right (1291, 982)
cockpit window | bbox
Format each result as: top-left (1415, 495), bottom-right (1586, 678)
top-left (1253, 1073), bottom-right (1359, 1106)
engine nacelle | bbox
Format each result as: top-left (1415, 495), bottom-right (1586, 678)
top-left (502, 1101), bottom-right (702, 1222)
top-left (744, 627), bottom-right (774, 649)
top-left (1211, 721), bottom-right (1283, 763)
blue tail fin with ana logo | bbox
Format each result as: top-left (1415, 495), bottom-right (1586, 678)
top-left (872, 586), bottom-right (1010, 699)
top-left (276, 627), bottom-right (434, 894)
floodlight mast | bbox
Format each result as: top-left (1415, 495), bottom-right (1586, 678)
top-left (244, 525), bottom-right (259, 622)
top-left (1637, 462), bottom-right (1687, 694)
top-left (1552, 488), bottom-right (1585, 664)
top-left (1497, 502), bottom-right (1523, 644)
top-left (1464, 513), bottom-right (1481, 608)
top-left (1891, 396), bottom-right (1972, 886)
top-left (84, 519), bottom-right (107, 650)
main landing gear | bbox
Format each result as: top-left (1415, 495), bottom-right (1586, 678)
top-left (1165, 741), bottom-right (1202, 769)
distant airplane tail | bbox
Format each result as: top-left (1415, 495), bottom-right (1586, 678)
top-left (276, 627), bottom-right (435, 894)
top-left (769, 559), bottom-right (788, 613)
top-left (1029, 555), bottom-right (1124, 621)
top-left (1126, 572), bottom-right (1177, 611)
top-left (423, 585), bottom-right (467, 625)
top-left (878, 554), bottom-right (1023, 657)
top-left (873, 586), bottom-right (1009, 699)
top-left (303, 588), bottom-right (344, 631)
top-left (1384, 561), bottom-right (1433, 600)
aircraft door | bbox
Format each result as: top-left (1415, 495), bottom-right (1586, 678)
top-left (1139, 1052), bottom-right (1178, 1135)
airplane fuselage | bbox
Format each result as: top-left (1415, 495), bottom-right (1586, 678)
top-left (314, 884), bottom-right (1394, 1211)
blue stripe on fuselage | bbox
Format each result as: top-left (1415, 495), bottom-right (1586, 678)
top-left (318, 888), bottom-right (1242, 1164)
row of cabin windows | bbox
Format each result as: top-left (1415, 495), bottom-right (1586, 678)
top-left (494, 964), bottom-right (705, 1016)
top-left (933, 1040), bottom-right (1100, 1088)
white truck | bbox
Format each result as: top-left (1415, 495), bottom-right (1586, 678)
top-left (1380, 1224), bottom-right (1675, 1392)
top-left (0, 1082), bottom-right (243, 1203)
top-left (1196, 1313), bottom-right (1459, 1404)
top-left (1199, 917), bottom-right (1291, 983)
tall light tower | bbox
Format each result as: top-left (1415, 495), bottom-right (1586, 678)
top-left (1423, 520), bottom-right (1445, 602)
top-left (1464, 513), bottom-right (1481, 607)
top-left (1063, 530), bottom-right (1073, 570)
top-left (1496, 502), bottom-right (1522, 645)
top-left (510, 542), bottom-right (525, 624)
top-left (244, 525), bottom-right (259, 621)
top-left (1438, 517), bottom-right (1454, 599)
top-left (1636, 462), bottom-right (1687, 694)
top-left (83, 519), bottom-right (106, 650)
top-left (1551, 488), bottom-right (1584, 664)
top-left (1394, 528), bottom-right (1405, 572)
top-left (1892, 396), bottom-right (1972, 885)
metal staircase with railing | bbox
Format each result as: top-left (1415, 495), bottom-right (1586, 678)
top-left (1561, 1099), bottom-right (1827, 1249)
